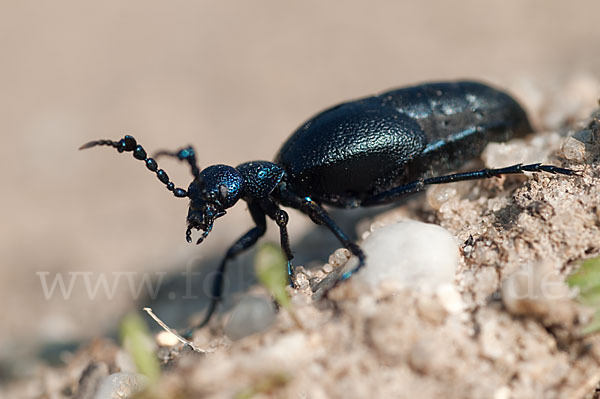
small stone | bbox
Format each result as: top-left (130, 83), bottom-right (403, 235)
top-left (436, 284), bottom-right (465, 315)
top-left (493, 386), bottom-right (511, 399)
top-left (560, 136), bottom-right (586, 162)
top-left (501, 262), bottom-right (575, 325)
top-left (427, 185), bottom-right (457, 210)
top-left (409, 338), bottom-right (437, 373)
top-left (355, 220), bottom-right (459, 291)
top-left (224, 295), bottom-right (277, 341)
top-left (328, 248), bottom-right (351, 267)
top-left (416, 294), bottom-right (447, 324)
top-left (482, 140), bottom-right (531, 168)
top-left (93, 372), bottom-right (148, 399)
top-left (293, 270), bottom-right (310, 291)
top-left (156, 330), bottom-right (180, 347)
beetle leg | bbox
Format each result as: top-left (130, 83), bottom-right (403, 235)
top-left (362, 162), bottom-right (577, 206)
top-left (184, 201), bottom-right (266, 336)
top-left (302, 199), bottom-right (366, 280)
top-left (258, 198), bottom-right (295, 284)
top-left (278, 191), bottom-right (366, 281)
top-left (154, 145), bottom-right (201, 181)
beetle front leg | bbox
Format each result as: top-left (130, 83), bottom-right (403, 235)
top-left (154, 145), bottom-right (201, 181)
top-left (184, 202), bottom-right (266, 335)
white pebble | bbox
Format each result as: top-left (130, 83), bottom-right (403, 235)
top-left (322, 264), bottom-right (333, 273)
top-left (224, 295), bottom-right (277, 341)
top-left (494, 386), bottom-right (512, 399)
top-left (328, 248), bottom-right (351, 267)
top-left (560, 136), bottom-right (586, 162)
top-left (156, 330), bottom-right (181, 347)
top-left (93, 372), bottom-right (148, 399)
top-left (436, 283), bottom-right (464, 314)
top-left (427, 185), bottom-right (457, 210)
top-left (355, 221), bottom-right (459, 291)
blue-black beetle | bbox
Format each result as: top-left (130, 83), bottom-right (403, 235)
top-left (81, 80), bottom-right (574, 327)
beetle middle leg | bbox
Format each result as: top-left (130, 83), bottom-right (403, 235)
top-left (258, 197), bottom-right (295, 284)
top-left (278, 190), bottom-right (366, 281)
top-left (362, 163), bottom-right (577, 206)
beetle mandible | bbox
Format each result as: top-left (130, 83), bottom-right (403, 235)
top-left (80, 80), bottom-right (575, 328)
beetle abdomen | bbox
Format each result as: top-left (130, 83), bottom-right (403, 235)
top-left (276, 81), bottom-right (532, 207)
top-left (382, 81), bottom-right (531, 143)
top-left (383, 81), bottom-right (532, 185)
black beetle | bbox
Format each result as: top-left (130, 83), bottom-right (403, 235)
top-left (81, 80), bottom-right (574, 327)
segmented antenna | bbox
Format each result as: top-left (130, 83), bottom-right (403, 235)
top-left (79, 135), bottom-right (189, 198)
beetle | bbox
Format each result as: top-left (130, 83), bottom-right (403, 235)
top-left (80, 80), bottom-right (574, 328)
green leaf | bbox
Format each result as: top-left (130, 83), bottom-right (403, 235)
top-left (119, 312), bottom-right (161, 383)
top-left (568, 255), bottom-right (600, 334)
top-left (255, 243), bottom-right (303, 329)
top-left (567, 256), bottom-right (600, 292)
top-left (255, 243), bottom-right (291, 309)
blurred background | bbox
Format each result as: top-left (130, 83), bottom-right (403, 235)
top-left (2, 0), bottom-right (600, 377)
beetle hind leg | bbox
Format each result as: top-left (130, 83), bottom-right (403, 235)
top-left (362, 162), bottom-right (578, 206)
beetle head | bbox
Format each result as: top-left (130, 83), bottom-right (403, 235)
top-left (185, 164), bottom-right (244, 244)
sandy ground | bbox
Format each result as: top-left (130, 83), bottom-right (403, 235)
top-left (3, 0), bottom-right (600, 396)
top-left (6, 109), bottom-right (600, 398)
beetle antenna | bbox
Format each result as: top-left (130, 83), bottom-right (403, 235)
top-left (154, 146), bottom-right (202, 182)
top-left (79, 135), bottom-right (189, 198)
